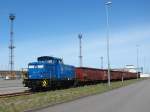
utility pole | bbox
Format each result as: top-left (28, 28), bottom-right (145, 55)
top-left (78, 34), bottom-right (83, 67)
top-left (100, 56), bottom-right (103, 69)
top-left (9, 14), bottom-right (15, 77)
top-left (105, 1), bottom-right (112, 86)
top-left (136, 45), bottom-right (139, 80)
top-left (122, 68), bottom-right (125, 84)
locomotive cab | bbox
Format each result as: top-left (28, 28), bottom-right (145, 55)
top-left (23, 56), bottom-right (75, 90)
top-left (28, 63), bottom-right (47, 79)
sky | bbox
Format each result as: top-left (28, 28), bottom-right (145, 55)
top-left (0, 0), bottom-right (150, 73)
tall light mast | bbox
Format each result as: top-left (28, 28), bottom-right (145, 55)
top-left (105, 1), bottom-right (112, 86)
top-left (101, 56), bottom-right (103, 69)
top-left (136, 45), bottom-right (139, 80)
top-left (9, 14), bottom-right (15, 76)
top-left (78, 34), bottom-right (83, 67)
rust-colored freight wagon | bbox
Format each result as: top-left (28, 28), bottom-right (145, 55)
top-left (110, 71), bottom-right (123, 80)
top-left (124, 72), bottom-right (137, 79)
top-left (75, 67), bottom-right (138, 83)
top-left (75, 67), bottom-right (107, 82)
top-left (109, 70), bottom-right (137, 80)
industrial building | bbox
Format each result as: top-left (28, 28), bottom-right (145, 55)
top-left (0, 70), bottom-right (22, 79)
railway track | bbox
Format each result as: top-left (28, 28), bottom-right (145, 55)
top-left (0, 91), bottom-right (32, 98)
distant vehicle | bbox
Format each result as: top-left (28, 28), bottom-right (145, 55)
top-left (23, 56), bottom-right (138, 90)
top-left (5, 76), bottom-right (10, 80)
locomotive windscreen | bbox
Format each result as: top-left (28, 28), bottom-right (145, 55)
top-left (37, 56), bottom-right (63, 63)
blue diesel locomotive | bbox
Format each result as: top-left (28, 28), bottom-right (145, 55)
top-left (23, 56), bottom-right (75, 90)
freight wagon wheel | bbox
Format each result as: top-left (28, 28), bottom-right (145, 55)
top-left (42, 80), bottom-right (48, 87)
top-left (73, 80), bottom-right (79, 87)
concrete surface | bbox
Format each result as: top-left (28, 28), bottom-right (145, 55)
top-left (0, 79), bottom-right (28, 94)
top-left (34, 79), bottom-right (150, 112)
top-left (0, 79), bottom-right (23, 88)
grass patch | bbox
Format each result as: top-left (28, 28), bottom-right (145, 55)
top-left (0, 78), bottom-right (146, 112)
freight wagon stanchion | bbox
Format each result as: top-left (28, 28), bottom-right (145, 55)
top-left (105, 1), bottom-right (112, 86)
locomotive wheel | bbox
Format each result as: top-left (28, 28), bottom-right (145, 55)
top-left (42, 80), bottom-right (48, 87)
top-left (73, 80), bottom-right (79, 87)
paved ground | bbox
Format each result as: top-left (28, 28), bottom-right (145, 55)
top-left (0, 79), bottom-right (28, 94)
top-left (0, 79), bottom-right (23, 88)
top-left (35, 79), bottom-right (150, 112)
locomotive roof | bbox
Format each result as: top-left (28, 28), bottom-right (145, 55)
top-left (37, 56), bottom-right (62, 61)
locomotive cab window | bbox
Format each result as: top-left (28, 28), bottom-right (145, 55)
top-left (28, 65), bottom-right (34, 68)
top-left (28, 65), bottom-right (44, 69)
top-left (38, 65), bottom-right (44, 68)
top-left (48, 60), bottom-right (53, 63)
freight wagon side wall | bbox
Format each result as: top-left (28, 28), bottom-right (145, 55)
top-left (127, 72), bottom-right (137, 79)
top-left (110, 71), bottom-right (120, 80)
top-left (110, 71), bottom-right (136, 80)
top-left (75, 68), bottom-right (107, 82)
top-left (75, 67), bottom-right (138, 83)
top-left (75, 68), bottom-right (84, 81)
